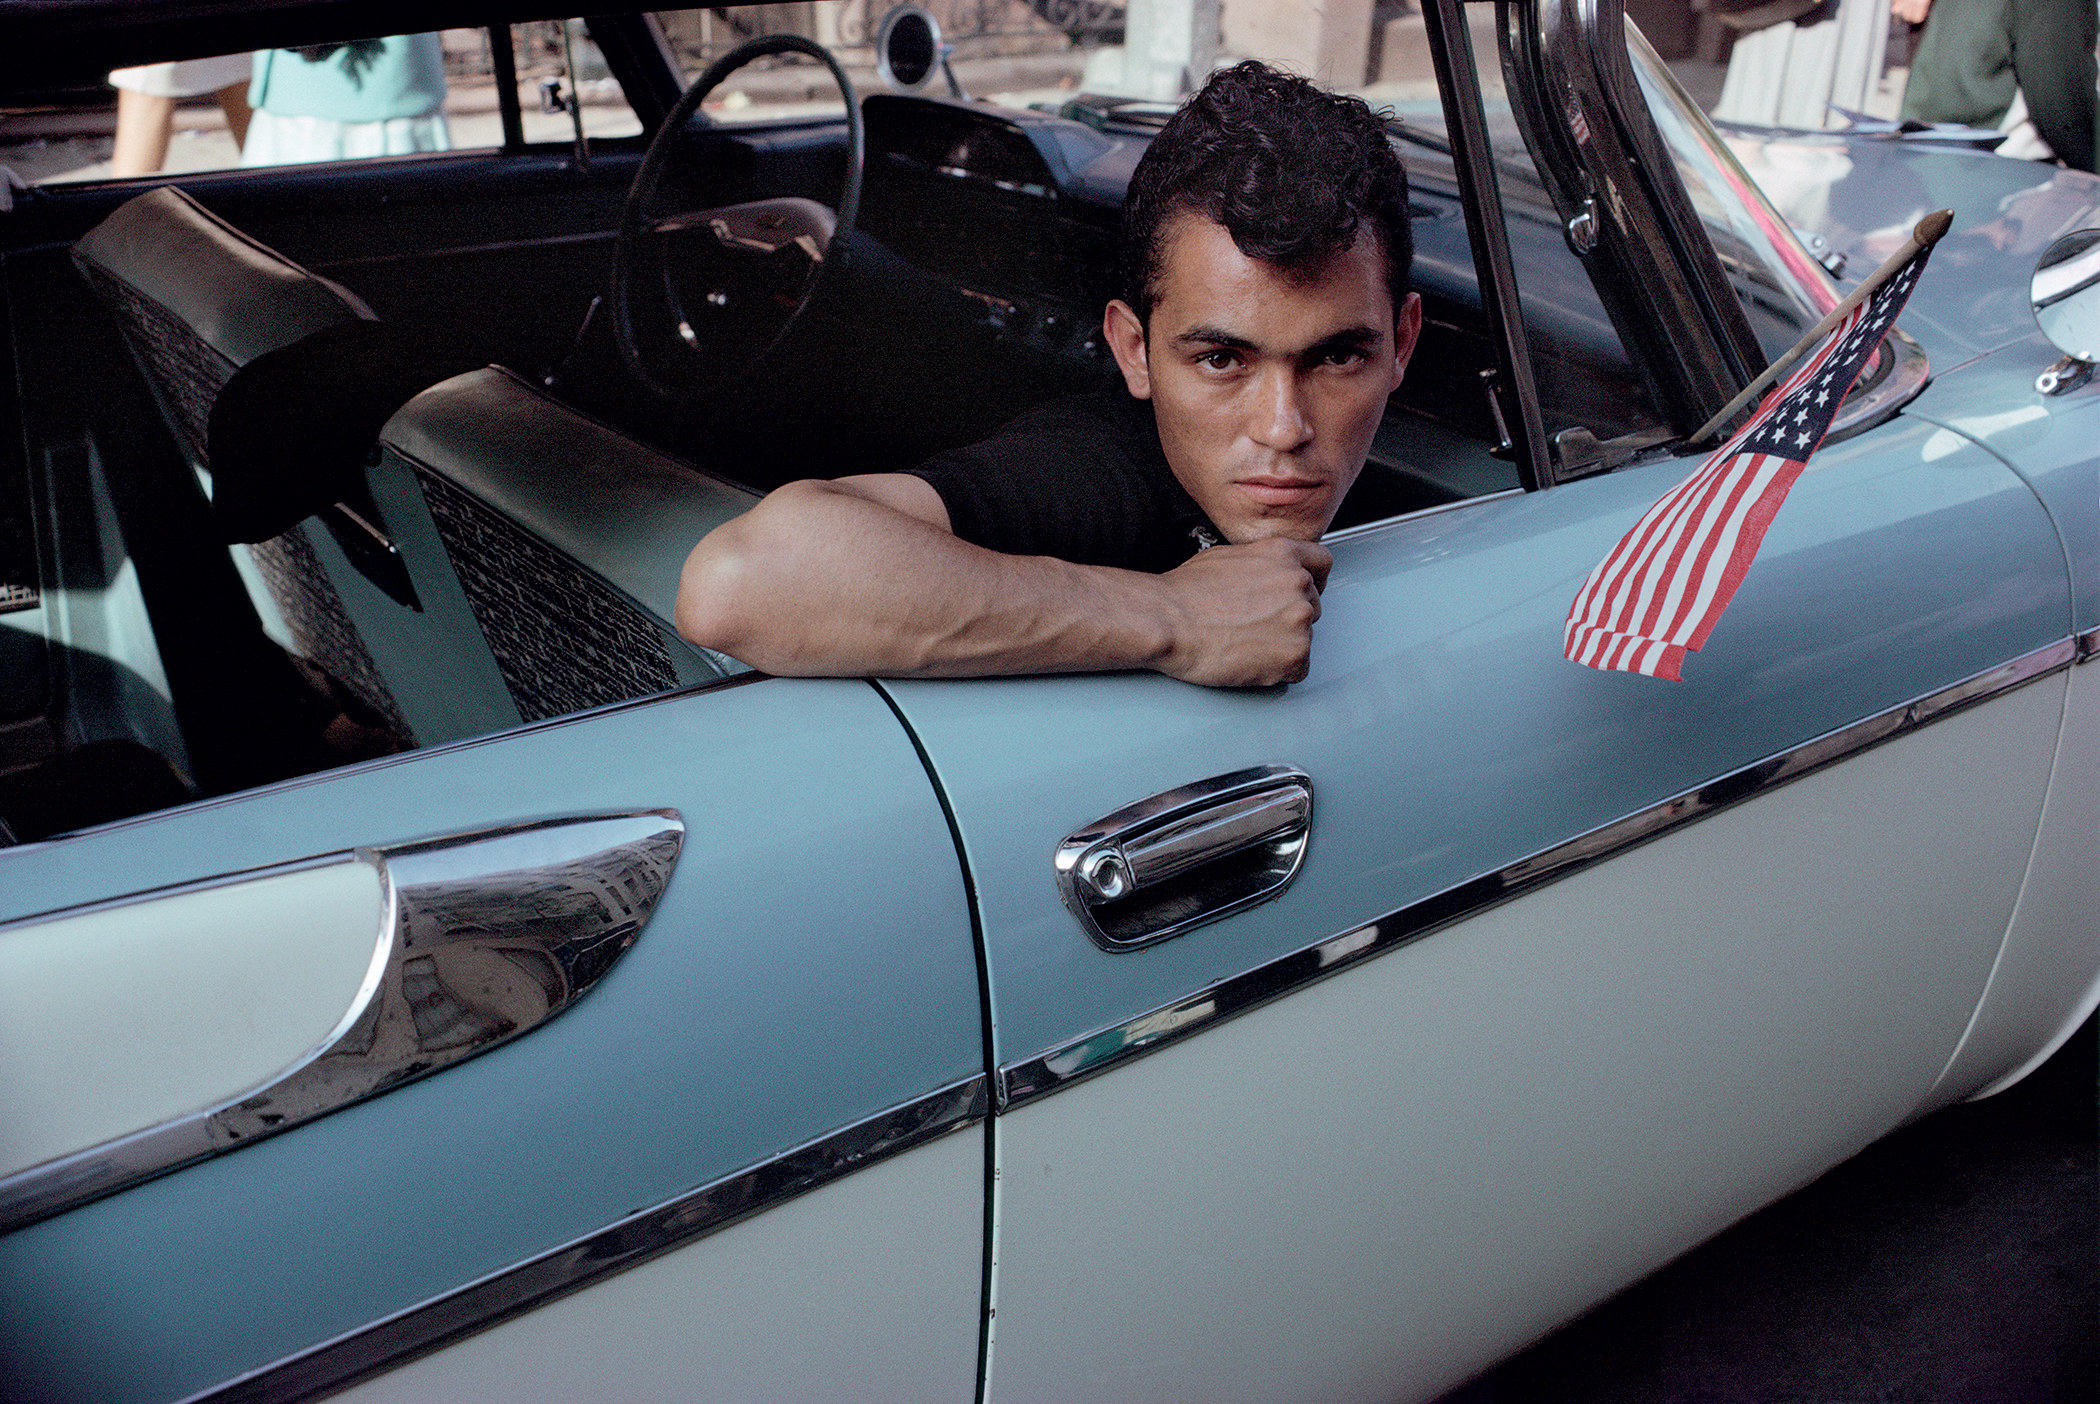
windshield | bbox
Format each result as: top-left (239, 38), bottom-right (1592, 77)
top-left (1045, 4), bottom-right (1837, 364)
top-left (1620, 25), bottom-right (1837, 344)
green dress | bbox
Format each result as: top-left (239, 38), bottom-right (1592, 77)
top-left (248, 36), bottom-right (447, 122)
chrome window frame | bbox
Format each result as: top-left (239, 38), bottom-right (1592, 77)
top-left (1496, 0), bottom-right (1767, 442)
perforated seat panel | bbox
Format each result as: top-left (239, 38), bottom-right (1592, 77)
top-left (378, 368), bottom-right (761, 624)
top-left (72, 186), bottom-right (406, 737)
top-left (378, 368), bottom-right (759, 720)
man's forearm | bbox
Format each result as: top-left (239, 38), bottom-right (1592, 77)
top-left (675, 477), bottom-right (1330, 686)
top-left (676, 479), bottom-right (1177, 678)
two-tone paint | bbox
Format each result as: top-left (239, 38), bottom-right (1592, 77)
top-left (0, 679), bottom-right (986, 1402)
top-left (2, 5), bottom-right (2097, 1404)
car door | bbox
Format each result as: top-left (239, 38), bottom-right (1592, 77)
top-left (0, 676), bottom-right (986, 1403)
top-left (879, 6), bottom-right (2087, 1393)
top-left (883, 400), bottom-right (2076, 1404)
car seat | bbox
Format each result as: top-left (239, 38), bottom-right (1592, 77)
top-left (71, 185), bottom-right (435, 739)
top-left (72, 188), bottom-right (749, 754)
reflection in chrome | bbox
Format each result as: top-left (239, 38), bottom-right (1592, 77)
top-left (2036, 354), bottom-right (2098, 397)
top-left (0, 812), bottom-right (683, 1235)
top-left (1002, 639), bottom-right (2078, 1109)
top-left (185, 1076), bottom-right (987, 1404)
top-left (1054, 764), bottom-right (1313, 951)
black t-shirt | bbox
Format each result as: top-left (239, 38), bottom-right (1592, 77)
top-left (905, 390), bottom-right (1220, 574)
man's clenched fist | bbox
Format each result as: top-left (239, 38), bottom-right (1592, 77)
top-left (1156, 537), bottom-right (1333, 687)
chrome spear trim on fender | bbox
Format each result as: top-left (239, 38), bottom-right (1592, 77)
top-left (0, 812), bottom-right (683, 1235)
top-left (183, 1076), bottom-right (987, 1404)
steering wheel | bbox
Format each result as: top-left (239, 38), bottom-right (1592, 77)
top-left (613, 34), bottom-right (863, 399)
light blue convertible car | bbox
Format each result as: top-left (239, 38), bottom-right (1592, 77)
top-left (0, 1), bottom-right (2094, 1400)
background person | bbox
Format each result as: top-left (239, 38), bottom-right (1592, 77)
top-left (107, 56), bottom-right (252, 177)
top-left (1895, 0), bottom-right (2097, 174)
top-left (241, 35), bottom-right (449, 167)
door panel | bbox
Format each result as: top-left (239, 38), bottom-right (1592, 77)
top-left (336, 1125), bottom-right (983, 1404)
top-left (982, 677), bottom-right (2062, 1404)
top-left (0, 678), bottom-right (982, 1404)
top-left (884, 417), bottom-right (2071, 1075)
top-left (881, 414), bottom-right (2074, 1400)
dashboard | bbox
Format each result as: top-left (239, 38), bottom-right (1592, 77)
top-left (857, 95), bottom-right (1133, 368)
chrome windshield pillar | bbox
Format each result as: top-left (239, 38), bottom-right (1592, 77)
top-left (1497, 0), bottom-right (1765, 434)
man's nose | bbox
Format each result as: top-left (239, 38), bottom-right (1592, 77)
top-left (1248, 367), bottom-right (1313, 452)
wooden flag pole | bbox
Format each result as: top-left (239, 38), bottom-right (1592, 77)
top-left (1688, 208), bottom-right (1954, 447)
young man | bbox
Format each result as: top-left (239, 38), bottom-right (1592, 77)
top-left (676, 61), bottom-right (1423, 687)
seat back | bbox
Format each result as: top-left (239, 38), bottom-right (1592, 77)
top-left (70, 186), bottom-right (375, 465)
top-left (71, 187), bottom-right (411, 736)
top-left (364, 368), bottom-right (756, 728)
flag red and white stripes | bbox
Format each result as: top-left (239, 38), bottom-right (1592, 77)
top-left (1563, 242), bottom-right (1931, 680)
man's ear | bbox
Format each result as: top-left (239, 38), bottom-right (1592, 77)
top-left (1390, 291), bottom-right (1423, 393)
top-left (1103, 299), bottom-right (1152, 400)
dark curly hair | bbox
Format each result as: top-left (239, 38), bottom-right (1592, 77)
top-left (1119, 61), bottom-right (1412, 332)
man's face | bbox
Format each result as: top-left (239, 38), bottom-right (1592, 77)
top-left (1103, 214), bottom-right (1422, 544)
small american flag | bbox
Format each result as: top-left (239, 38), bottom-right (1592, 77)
top-left (1562, 242), bottom-right (1931, 680)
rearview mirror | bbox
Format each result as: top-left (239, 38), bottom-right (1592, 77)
top-left (877, 5), bottom-right (950, 95)
top-left (2032, 228), bottom-right (2100, 394)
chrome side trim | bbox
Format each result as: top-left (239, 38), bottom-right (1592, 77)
top-left (999, 640), bottom-right (2075, 1110)
top-left (183, 1075), bottom-right (989, 1404)
top-left (0, 812), bottom-right (683, 1235)
top-left (2077, 627), bottom-right (2099, 663)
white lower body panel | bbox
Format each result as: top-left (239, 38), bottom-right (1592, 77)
top-left (1933, 661), bottom-right (2100, 1101)
top-left (338, 1124), bottom-right (983, 1404)
top-left (986, 679), bottom-right (2062, 1404)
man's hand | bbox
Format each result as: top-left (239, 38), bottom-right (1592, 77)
top-left (1891, 0), bottom-right (1930, 25)
top-left (1155, 538), bottom-right (1331, 686)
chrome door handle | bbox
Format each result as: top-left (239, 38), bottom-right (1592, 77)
top-left (1054, 764), bottom-right (1312, 951)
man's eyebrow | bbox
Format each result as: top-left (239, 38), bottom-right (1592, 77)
top-left (1305, 325), bottom-right (1382, 356)
top-left (1168, 324), bottom-right (1385, 356)
top-left (1171, 324), bottom-right (1258, 351)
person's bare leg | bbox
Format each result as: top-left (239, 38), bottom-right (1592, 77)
top-left (214, 82), bottom-right (252, 150)
top-left (110, 89), bottom-right (175, 177)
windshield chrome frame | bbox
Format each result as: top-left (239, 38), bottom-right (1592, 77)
top-left (1496, 0), bottom-right (1766, 438)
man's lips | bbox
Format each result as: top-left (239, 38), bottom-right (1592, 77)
top-left (1235, 476), bottom-right (1329, 508)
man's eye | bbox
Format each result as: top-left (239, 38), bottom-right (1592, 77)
top-left (1198, 350), bottom-right (1240, 370)
top-left (1320, 347), bottom-right (1370, 368)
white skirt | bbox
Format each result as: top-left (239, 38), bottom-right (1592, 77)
top-left (108, 55), bottom-right (253, 99)
top-left (241, 109), bottom-right (451, 166)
